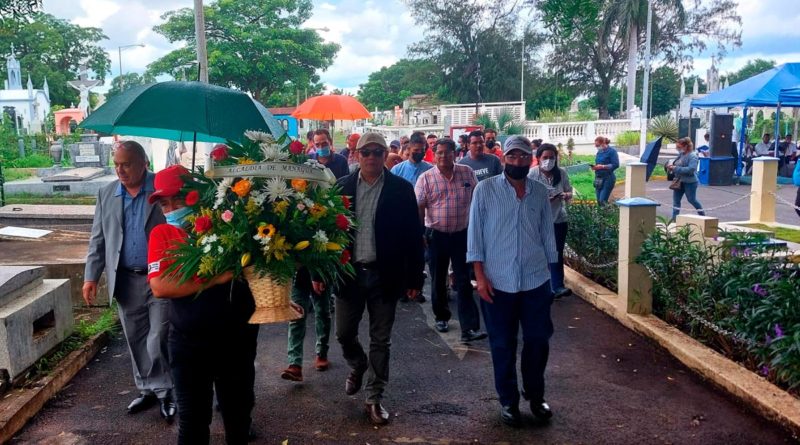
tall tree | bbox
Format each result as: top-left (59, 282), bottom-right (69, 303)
top-left (105, 72), bottom-right (156, 100)
top-left (723, 59), bottom-right (776, 85)
top-left (0, 13), bottom-right (110, 106)
top-left (357, 59), bottom-right (442, 110)
top-left (404, 0), bottom-right (538, 104)
top-left (0, 0), bottom-right (41, 20)
top-left (539, 0), bottom-right (741, 118)
top-left (148, 0), bottom-right (339, 102)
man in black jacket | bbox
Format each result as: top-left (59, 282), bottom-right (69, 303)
top-left (314, 132), bottom-right (424, 425)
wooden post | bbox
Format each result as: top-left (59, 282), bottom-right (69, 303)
top-left (749, 156), bottom-right (779, 224)
top-left (617, 197), bottom-right (658, 315)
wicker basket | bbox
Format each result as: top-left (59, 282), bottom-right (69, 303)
top-left (243, 266), bottom-right (303, 324)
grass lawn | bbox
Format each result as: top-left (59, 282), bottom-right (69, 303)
top-left (738, 223), bottom-right (800, 243)
top-left (3, 168), bottom-right (35, 182)
top-left (5, 193), bottom-right (96, 205)
top-left (568, 167), bottom-right (626, 200)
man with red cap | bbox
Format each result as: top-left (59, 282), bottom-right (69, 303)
top-left (147, 164), bottom-right (266, 444)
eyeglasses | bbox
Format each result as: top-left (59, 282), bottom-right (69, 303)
top-left (504, 153), bottom-right (532, 161)
top-left (359, 148), bottom-right (386, 158)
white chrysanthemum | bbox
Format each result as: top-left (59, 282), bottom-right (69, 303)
top-left (260, 143), bottom-right (289, 161)
top-left (303, 198), bottom-right (315, 208)
top-left (244, 130), bottom-right (274, 144)
top-left (203, 244), bottom-right (212, 253)
top-left (250, 190), bottom-right (267, 206)
top-left (313, 230), bottom-right (329, 245)
top-left (201, 234), bottom-right (219, 245)
top-left (214, 178), bottom-right (234, 209)
top-left (265, 178), bottom-right (293, 202)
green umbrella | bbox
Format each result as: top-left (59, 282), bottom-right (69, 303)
top-left (79, 81), bottom-right (286, 167)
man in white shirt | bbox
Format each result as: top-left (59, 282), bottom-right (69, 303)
top-left (754, 133), bottom-right (773, 156)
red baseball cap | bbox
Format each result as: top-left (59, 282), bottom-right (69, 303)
top-left (148, 165), bottom-right (190, 204)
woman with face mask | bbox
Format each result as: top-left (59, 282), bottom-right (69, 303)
top-left (666, 137), bottom-right (705, 222)
top-left (592, 136), bottom-right (619, 205)
top-left (528, 143), bottom-right (573, 299)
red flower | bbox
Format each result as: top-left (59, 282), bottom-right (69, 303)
top-left (289, 140), bottom-right (305, 155)
top-left (194, 215), bottom-right (213, 234)
top-left (185, 190), bottom-right (199, 206)
top-left (340, 249), bottom-right (351, 264)
top-left (341, 196), bottom-right (351, 209)
top-left (210, 144), bottom-right (229, 162)
top-left (335, 214), bottom-right (349, 230)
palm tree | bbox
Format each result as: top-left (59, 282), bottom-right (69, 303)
top-left (473, 109), bottom-right (524, 136)
top-left (605, 0), bottom-right (684, 116)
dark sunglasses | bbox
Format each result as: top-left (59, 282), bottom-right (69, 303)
top-left (359, 148), bottom-right (386, 157)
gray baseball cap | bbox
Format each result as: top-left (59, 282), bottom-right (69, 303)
top-left (502, 135), bottom-right (532, 155)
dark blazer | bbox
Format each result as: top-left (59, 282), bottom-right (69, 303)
top-left (337, 168), bottom-right (425, 297)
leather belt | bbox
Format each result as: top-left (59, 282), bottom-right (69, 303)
top-left (123, 267), bottom-right (148, 275)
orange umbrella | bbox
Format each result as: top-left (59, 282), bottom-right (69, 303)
top-left (291, 94), bottom-right (371, 120)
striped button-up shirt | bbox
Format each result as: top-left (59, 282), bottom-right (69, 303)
top-left (353, 171), bottom-right (385, 263)
top-left (415, 164), bottom-right (477, 233)
top-left (467, 174), bottom-right (557, 293)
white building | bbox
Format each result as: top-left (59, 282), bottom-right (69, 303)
top-left (0, 47), bottom-right (51, 134)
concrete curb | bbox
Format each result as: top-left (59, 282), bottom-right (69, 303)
top-left (0, 330), bottom-right (110, 443)
top-left (565, 267), bottom-right (800, 437)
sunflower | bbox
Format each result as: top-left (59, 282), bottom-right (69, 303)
top-left (255, 223), bottom-right (276, 239)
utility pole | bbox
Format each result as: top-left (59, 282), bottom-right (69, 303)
top-left (194, 0), bottom-right (209, 83)
top-left (639, 0), bottom-right (653, 153)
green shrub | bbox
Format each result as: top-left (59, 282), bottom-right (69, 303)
top-left (648, 114), bottom-right (679, 142)
top-left (638, 226), bottom-right (800, 392)
top-left (4, 153), bottom-right (53, 168)
top-left (565, 202), bottom-right (619, 290)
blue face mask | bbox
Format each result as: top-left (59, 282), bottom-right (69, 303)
top-left (317, 146), bottom-right (331, 157)
top-left (164, 207), bottom-right (192, 227)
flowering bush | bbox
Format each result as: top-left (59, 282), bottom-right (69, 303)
top-left (165, 130), bottom-right (355, 285)
top-left (638, 226), bottom-right (800, 393)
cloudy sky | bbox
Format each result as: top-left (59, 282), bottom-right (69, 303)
top-left (42, 0), bottom-right (800, 95)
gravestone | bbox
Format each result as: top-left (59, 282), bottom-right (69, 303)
top-left (67, 133), bottom-right (111, 169)
top-left (0, 266), bottom-right (73, 381)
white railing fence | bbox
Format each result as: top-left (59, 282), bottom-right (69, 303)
top-left (359, 119), bottom-right (636, 146)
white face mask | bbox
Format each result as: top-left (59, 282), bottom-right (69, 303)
top-left (540, 159), bottom-right (555, 172)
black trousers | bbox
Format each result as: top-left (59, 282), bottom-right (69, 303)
top-left (169, 322), bottom-right (259, 445)
top-left (427, 228), bottom-right (480, 333)
top-left (336, 267), bottom-right (398, 404)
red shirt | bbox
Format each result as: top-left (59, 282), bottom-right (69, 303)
top-left (423, 148), bottom-right (434, 163)
top-left (147, 224), bottom-right (187, 281)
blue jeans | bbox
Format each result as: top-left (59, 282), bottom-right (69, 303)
top-left (550, 222), bottom-right (568, 292)
top-left (595, 175), bottom-right (615, 205)
top-left (480, 282), bottom-right (554, 407)
top-left (671, 181), bottom-right (705, 220)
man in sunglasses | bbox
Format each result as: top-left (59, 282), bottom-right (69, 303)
top-left (316, 132), bottom-right (424, 426)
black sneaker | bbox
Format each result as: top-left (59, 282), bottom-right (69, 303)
top-left (461, 329), bottom-right (488, 342)
top-left (435, 320), bottom-right (449, 332)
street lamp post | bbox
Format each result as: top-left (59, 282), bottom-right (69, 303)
top-left (118, 44), bottom-right (145, 91)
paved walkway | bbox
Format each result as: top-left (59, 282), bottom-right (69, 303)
top-left (11, 293), bottom-right (792, 444)
top-left (628, 180), bottom-right (799, 225)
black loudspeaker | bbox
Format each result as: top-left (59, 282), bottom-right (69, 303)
top-left (708, 157), bottom-right (735, 186)
top-left (679, 118), bottom-right (700, 146)
top-left (710, 114), bottom-right (734, 157)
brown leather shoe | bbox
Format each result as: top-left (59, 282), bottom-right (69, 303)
top-left (280, 365), bottom-right (303, 382)
top-left (365, 402), bottom-right (390, 425)
top-left (345, 369), bottom-right (365, 395)
top-left (314, 356), bottom-right (330, 371)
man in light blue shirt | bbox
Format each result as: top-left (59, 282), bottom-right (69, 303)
top-left (467, 135), bottom-right (557, 427)
top-left (390, 132), bottom-right (432, 185)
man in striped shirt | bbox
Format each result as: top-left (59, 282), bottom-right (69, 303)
top-left (467, 135), bottom-right (558, 427)
top-left (416, 138), bottom-right (486, 342)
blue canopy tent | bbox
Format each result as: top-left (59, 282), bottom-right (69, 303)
top-left (779, 85), bottom-right (800, 106)
top-left (691, 63), bottom-right (800, 175)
